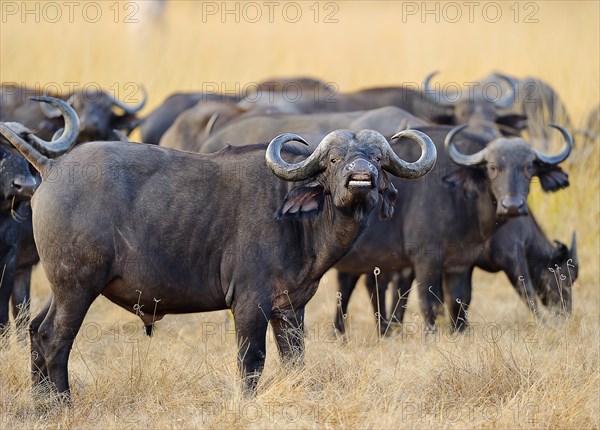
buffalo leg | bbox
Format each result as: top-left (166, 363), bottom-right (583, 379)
top-left (365, 273), bottom-right (390, 336)
top-left (443, 270), bottom-right (473, 332)
top-left (390, 268), bottom-right (414, 325)
top-left (36, 290), bottom-right (96, 401)
top-left (334, 272), bottom-right (359, 335)
top-left (30, 297), bottom-right (52, 388)
top-left (413, 264), bottom-right (443, 331)
top-left (12, 267), bottom-right (32, 342)
top-left (0, 259), bottom-right (16, 338)
top-left (271, 308), bottom-right (305, 366)
top-left (232, 300), bottom-right (270, 394)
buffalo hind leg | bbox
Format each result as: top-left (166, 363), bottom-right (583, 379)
top-left (36, 290), bottom-right (97, 402)
top-left (12, 268), bottom-right (32, 343)
top-left (30, 296), bottom-right (52, 390)
top-left (232, 299), bottom-right (270, 395)
top-left (334, 273), bottom-right (359, 335)
top-left (271, 308), bottom-right (305, 367)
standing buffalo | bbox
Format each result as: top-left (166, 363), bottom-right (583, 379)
top-left (0, 116), bottom-right (436, 399)
top-left (0, 84), bottom-right (145, 143)
top-left (191, 106), bottom-right (427, 153)
top-left (139, 93), bottom-right (242, 145)
top-left (333, 122), bottom-right (572, 333)
top-left (141, 77), bottom-right (333, 145)
top-left (0, 97), bottom-right (79, 340)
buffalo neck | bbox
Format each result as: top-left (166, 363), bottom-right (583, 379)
top-left (293, 195), bottom-right (371, 285)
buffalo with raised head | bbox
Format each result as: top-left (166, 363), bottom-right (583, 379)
top-left (0, 84), bottom-right (145, 143)
top-left (0, 116), bottom-right (436, 399)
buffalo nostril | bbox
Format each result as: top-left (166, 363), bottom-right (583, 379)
top-left (11, 181), bottom-right (23, 191)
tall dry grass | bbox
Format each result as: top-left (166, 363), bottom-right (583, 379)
top-left (1, 1), bottom-right (599, 429)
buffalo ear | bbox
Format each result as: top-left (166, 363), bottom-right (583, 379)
top-left (277, 182), bottom-right (324, 219)
top-left (535, 164), bottom-right (569, 192)
top-left (113, 114), bottom-right (143, 134)
top-left (378, 172), bottom-right (397, 220)
top-left (443, 167), bottom-right (484, 199)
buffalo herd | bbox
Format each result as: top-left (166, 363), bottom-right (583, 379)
top-left (0, 72), bottom-right (589, 400)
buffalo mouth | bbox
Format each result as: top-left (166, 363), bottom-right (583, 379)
top-left (347, 173), bottom-right (374, 189)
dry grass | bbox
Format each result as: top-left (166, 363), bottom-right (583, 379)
top-left (1, 2), bottom-right (599, 429)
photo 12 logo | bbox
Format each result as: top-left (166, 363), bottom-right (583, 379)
top-left (1, 1), bottom-right (141, 24)
top-left (200, 1), bottom-right (340, 24)
top-left (401, 2), bottom-right (540, 24)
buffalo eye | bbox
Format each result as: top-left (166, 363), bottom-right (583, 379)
top-left (330, 157), bottom-right (339, 164)
top-left (487, 164), bottom-right (498, 178)
top-left (524, 162), bottom-right (535, 177)
top-left (371, 155), bottom-right (382, 163)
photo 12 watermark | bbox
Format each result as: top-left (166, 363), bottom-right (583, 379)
top-left (200, 1), bottom-right (340, 24)
top-left (401, 1), bottom-right (540, 24)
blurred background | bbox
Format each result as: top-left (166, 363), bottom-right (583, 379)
top-left (2, 1), bottom-right (598, 119)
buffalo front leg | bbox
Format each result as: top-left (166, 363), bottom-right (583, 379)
top-left (0, 259), bottom-right (16, 339)
top-left (334, 272), bottom-right (359, 335)
top-left (390, 268), bottom-right (414, 325)
top-left (414, 264), bottom-right (444, 332)
top-left (271, 308), bottom-right (305, 366)
top-left (12, 267), bottom-right (32, 342)
top-left (443, 270), bottom-right (473, 332)
top-left (232, 300), bottom-right (270, 395)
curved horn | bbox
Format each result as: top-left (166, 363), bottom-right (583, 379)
top-left (266, 132), bottom-right (336, 182)
top-left (423, 71), bottom-right (454, 108)
top-left (109, 85), bottom-right (147, 114)
top-left (444, 123), bottom-right (487, 166)
top-left (533, 124), bottom-right (573, 165)
top-left (493, 73), bottom-right (517, 109)
top-left (387, 130), bottom-right (437, 178)
top-left (28, 96), bottom-right (79, 157)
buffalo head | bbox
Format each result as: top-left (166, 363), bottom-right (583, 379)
top-left (41, 86), bottom-right (146, 142)
top-left (0, 144), bottom-right (36, 205)
top-left (424, 71), bottom-right (526, 134)
top-left (266, 129), bottom-right (436, 222)
top-left (445, 123), bottom-right (572, 217)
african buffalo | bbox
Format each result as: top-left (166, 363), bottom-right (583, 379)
top-left (333, 122), bottom-right (572, 334)
top-left (195, 106), bottom-right (427, 153)
top-left (0, 84), bottom-right (145, 143)
top-left (141, 77), bottom-right (333, 145)
top-left (0, 115), bottom-right (436, 399)
top-left (139, 93), bottom-right (242, 145)
top-left (0, 97), bottom-right (79, 340)
top-left (1, 141), bottom-right (38, 340)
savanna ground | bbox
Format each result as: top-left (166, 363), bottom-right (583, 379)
top-left (0, 1), bottom-right (599, 428)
